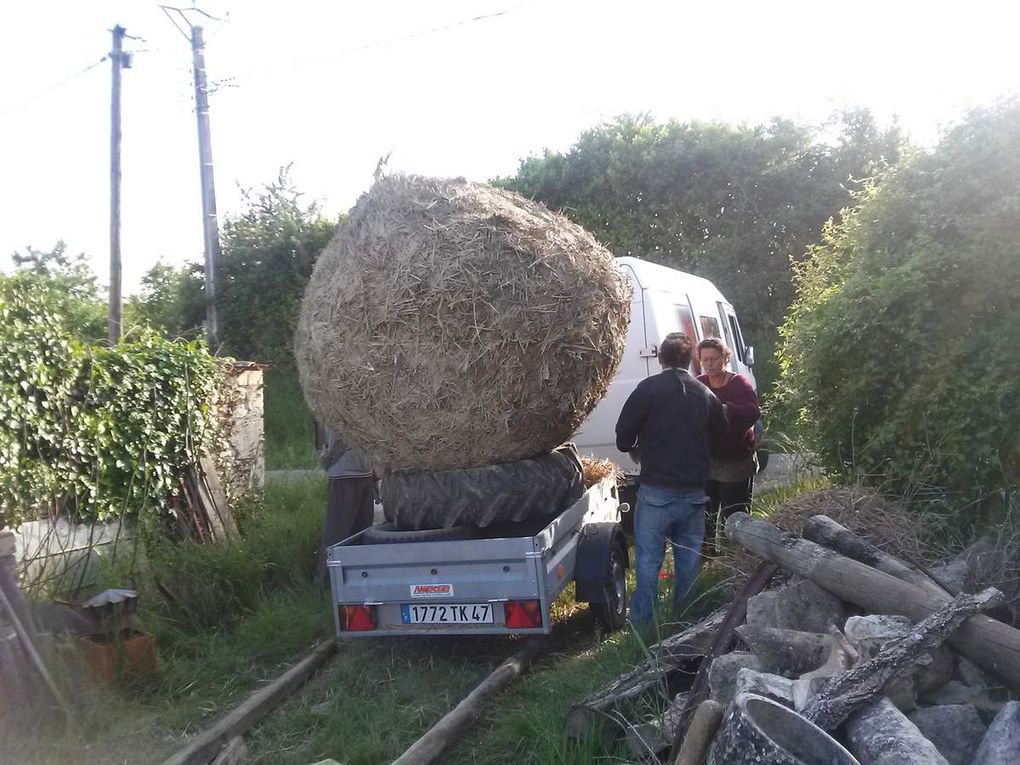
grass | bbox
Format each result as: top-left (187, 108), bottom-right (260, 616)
top-left (10, 476), bottom-right (824, 764)
top-left (263, 367), bottom-right (319, 470)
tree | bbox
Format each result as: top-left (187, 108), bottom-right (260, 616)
top-left (496, 112), bottom-right (902, 361)
top-left (7, 242), bottom-right (107, 341)
top-left (217, 169), bottom-right (338, 366)
top-left (777, 99), bottom-right (1020, 497)
top-left (127, 259), bottom-right (205, 339)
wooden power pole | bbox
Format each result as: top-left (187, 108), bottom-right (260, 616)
top-left (108, 25), bottom-right (127, 345)
top-left (191, 25), bottom-right (221, 348)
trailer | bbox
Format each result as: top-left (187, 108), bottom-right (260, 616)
top-left (326, 477), bottom-right (629, 637)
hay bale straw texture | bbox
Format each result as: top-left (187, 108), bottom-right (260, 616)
top-left (296, 175), bottom-right (632, 472)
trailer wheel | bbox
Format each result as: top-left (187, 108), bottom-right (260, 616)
top-left (361, 522), bottom-right (476, 545)
top-left (593, 543), bottom-right (628, 632)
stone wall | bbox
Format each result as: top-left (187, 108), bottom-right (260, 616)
top-left (216, 361), bottom-right (266, 503)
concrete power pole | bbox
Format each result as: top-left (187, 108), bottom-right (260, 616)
top-left (108, 25), bottom-right (127, 344)
top-left (191, 25), bottom-right (221, 348)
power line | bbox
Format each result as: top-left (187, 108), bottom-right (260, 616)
top-left (229, 6), bottom-right (517, 83)
top-left (0, 56), bottom-right (109, 119)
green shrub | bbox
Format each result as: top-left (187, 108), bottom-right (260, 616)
top-left (138, 476), bottom-right (325, 633)
top-left (777, 99), bottom-right (1020, 498)
top-left (0, 278), bottom-right (220, 527)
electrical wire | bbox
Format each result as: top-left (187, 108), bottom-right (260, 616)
top-left (0, 56), bottom-right (109, 119)
top-left (229, 5), bottom-right (520, 83)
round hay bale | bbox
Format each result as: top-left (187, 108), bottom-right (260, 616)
top-left (295, 174), bottom-right (632, 472)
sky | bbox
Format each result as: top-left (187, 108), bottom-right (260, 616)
top-left (1, 0), bottom-right (1019, 295)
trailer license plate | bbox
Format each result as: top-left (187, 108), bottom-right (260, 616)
top-left (401, 603), bottom-right (493, 625)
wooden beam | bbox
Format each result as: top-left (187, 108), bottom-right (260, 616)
top-left (392, 638), bottom-right (545, 765)
top-left (162, 640), bottom-right (337, 765)
top-left (725, 512), bottom-right (1020, 690)
top-left (801, 514), bottom-right (950, 600)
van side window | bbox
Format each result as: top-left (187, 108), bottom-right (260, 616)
top-left (677, 306), bottom-right (701, 374)
top-left (727, 314), bottom-right (746, 361)
top-left (700, 316), bottom-right (721, 342)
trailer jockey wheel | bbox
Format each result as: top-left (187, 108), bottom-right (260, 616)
top-left (593, 543), bottom-right (628, 632)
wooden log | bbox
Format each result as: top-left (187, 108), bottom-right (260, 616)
top-left (802, 515), bottom-right (949, 600)
top-left (675, 699), bottom-right (723, 765)
top-left (209, 737), bottom-right (248, 765)
top-left (707, 693), bottom-right (858, 765)
top-left (665, 562), bottom-right (779, 765)
top-left (162, 640), bottom-right (337, 765)
top-left (802, 587), bottom-right (1002, 730)
top-left (726, 512), bottom-right (1020, 691)
top-left (565, 608), bottom-right (727, 738)
top-left (391, 638), bottom-right (545, 765)
top-left (624, 692), bottom-right (688, 760)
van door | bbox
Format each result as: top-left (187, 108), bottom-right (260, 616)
top-left (719, 302), bottom-right (755, 386)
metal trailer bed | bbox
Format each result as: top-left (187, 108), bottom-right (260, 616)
top-left (326, 478), bottom-right (628, 637)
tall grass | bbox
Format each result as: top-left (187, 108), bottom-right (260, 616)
top-left (263, 368), bottom-right (318, 470)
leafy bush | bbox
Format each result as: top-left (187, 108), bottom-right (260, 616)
top-left (0, 278), bottom-right (221, 527)
top-left (218, 169), bottom-right (338, 367)
top-left (777, 100), bottom-right (1020, 497)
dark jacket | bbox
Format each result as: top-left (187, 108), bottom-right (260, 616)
top-left (615, 368), bottom-right (727, 490)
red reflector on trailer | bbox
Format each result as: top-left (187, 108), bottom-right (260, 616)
top-left (503, 600), bottom-right (542, 629)
top-left (338, 605), bottom-right (376, 631)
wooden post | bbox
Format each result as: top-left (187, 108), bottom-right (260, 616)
top-left (726, 512), bottom-right (1020, 690)
top-left (108, 24), bottom-right (126, 344)
top-left (392, 638), bottom-right (545, 765)
top-left (161, 640), bottom-right (337, 765)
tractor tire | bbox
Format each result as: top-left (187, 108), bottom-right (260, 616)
top-left (360, 522), bottom-right (476, 545)
top-left (382, 444), bottom-right (584, 530)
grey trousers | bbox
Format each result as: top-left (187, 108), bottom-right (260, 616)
top-left (319, 476), bottom-right (374, 580)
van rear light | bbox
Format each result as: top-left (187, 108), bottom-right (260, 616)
top-left (503, 600), bottom-right (542, 629)
top-left (338, 605), bottom-right (376, 631)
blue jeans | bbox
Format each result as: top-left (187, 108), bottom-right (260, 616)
top-left (630, 484), bottom-right (709, 625)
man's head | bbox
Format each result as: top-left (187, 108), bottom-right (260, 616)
top-left (659, 332), bottom-right (693, 369)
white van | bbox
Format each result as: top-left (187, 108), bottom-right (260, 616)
top-left (575, 256), bottom-right (758, 475)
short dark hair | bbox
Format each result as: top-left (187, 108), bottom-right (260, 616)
top-left (659, 332), bottom-right (693, 368)
top-left (697, 337), bottom-right (732, 364)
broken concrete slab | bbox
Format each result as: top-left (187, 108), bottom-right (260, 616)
top-left (917, 680), bottom-right (1004, 712)
top-left (846, 698), bottom-right (949, 765)
top-left (708, 652), bottom-right (762, 706)
top-left (733, 668), bottom-right (795, 707)
top-left (931, 556), bottom-right (968, 596)
top-left (908, 705), bottom-right (986, 765)
top-left (746, 579), bottom-right (845, 633)
top-left (974, 701), bottom-right (1020, 764)
top-left (735, 625), bottom-right (832, 677)
top-left (844, 614), bottom-right (941, 710)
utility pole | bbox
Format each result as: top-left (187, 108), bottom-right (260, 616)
top-left (108, 25), bottom-right (126, 344)
top-left (191, 25), bottom-right (221, 348)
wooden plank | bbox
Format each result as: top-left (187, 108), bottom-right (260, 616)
top-left (665, 561), bottom-right (779, 764)
top-left (209, 737), bottom-right (248, 765)
top-left (726, 512), bottom-right (1020, 691)
top-left (392, 638), bottom-right (545, 765)
top-left (162, 640), bottom-right (337, 765)
top-left (565, 608), bottom-right (727, 738)
top-left (200, 457), bottom-right (240, 542)
top-left (0, 575), bottom-right (75, 725)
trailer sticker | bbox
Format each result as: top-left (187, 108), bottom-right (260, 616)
top-left (410, 583), bottom-right (454, 598)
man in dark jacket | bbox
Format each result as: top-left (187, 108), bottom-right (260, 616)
top-left (615, 332), bottom-right (727, 624)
